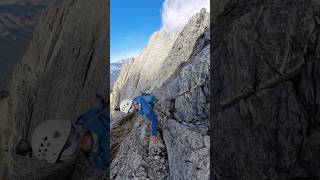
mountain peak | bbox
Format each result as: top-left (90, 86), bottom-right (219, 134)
top-left (116, 57), bottom-right (134, 64)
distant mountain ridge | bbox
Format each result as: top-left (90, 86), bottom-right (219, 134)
top-left (0, 1), bottom-right (17, 6)
top-left (0, 3), bottom-right (38, 90)
top-left (17, 0), bottom-right (62, 6)
top-left (0, 0), bottom-right (61, 90)
top-left (110, 57), bottom-right (134, 88)
top-left (0, 0), bottom-right (62, 90)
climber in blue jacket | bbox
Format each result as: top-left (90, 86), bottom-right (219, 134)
top-left (119, 93), bottom-right (159, 144)
top-left (30, 107), bottom-right (109, 170)
top-left (75, 108), bottom-right (109, 169)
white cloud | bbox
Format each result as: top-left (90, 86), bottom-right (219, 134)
top-left (161, 0), bottom-right (210, 33)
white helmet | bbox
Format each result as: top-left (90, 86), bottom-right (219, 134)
top-left (31, 119), bottom-right (71, 163)
top-left (120, 99), bottom-right (133, 113)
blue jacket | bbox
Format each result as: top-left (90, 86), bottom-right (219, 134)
top-left (134, 95), bottom-right (158, 136)
top-left (76, 108), bottom-right (109, 169)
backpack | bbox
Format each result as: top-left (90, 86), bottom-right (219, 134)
top-left (141, 93), bottom-right (158, 109)
top-left (75, 108), bottom-right (109, 169)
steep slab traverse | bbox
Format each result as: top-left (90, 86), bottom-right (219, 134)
top-left (212, 0), bottom-right (320, 179)
top-left (111, 116), bottom-right (169, 180)
top-left (110, 9), bottom-right (210, 180)
top-left (3, 0), bottom-right (108, 179)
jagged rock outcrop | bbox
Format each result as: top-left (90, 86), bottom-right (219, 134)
top-left (212, 0), bottom-right (320, 179)
top-left (1, 0), bottom-right (108, 179)
top-left (157, 27), bottom-right (210, 179)
top-left (111, 9), bottom-right (210, 180)
top-left (110, 30), bottom-right (180, 118)
top-left (111, 116), bottom-right (169, 180)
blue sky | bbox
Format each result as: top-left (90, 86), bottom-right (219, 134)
top-left (111, 0), bottom-right (164, 63)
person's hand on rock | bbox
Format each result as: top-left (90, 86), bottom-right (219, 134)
top-left (151, 135), bottom-right (159, 144)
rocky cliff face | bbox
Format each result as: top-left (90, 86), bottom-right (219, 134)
top-left (1, 0), bottom-right (108, 179)
top-left (110, 9), bottom-right (209, 180)
top-left (110, 30), bottom-right (181, 118)
top-left (212, 0), bottom-right (320, 179)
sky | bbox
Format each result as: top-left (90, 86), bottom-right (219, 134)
top-left (111, 0), bottom-right (210, 63)
top-left (110, 0), bottom-right (163, 63)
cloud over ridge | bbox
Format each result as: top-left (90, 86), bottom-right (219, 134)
top-left (161, 0), bottom-right (209, 33)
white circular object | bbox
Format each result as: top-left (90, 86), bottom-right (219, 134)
top-left (31, 119), bottom-right (71, 163)
top-left (120, 99), bottom-right (133, 113)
